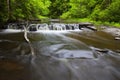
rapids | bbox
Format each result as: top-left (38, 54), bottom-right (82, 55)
top-left (0, 28), bottom-right (120, 80)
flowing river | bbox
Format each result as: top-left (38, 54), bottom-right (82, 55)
top-left (0, 29), bottom-right (120, 80)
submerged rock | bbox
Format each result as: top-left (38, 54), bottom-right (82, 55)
top-left (115, 37), bottom-right (120, 40)
top-left (103, 27), bottom-right (120, 36)
top-left (103, 27), bottom-right (120, 40)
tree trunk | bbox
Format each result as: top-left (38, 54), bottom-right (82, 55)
top-left (7, 0), bottom-right (12, 22)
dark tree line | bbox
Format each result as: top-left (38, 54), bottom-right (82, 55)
top-left (0, 0), bottom-right (120, 28)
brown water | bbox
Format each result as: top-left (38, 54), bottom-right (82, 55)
top-left (0, 29), bottom-right (120, 80)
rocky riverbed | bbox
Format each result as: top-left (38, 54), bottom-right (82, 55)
top-left (102, 27), bottom-right (120, 40)
top-left (0, 24), bottom-right (120, 80)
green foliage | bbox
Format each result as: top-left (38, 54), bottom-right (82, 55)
top-left (66, 0), bottom-right (91, 18)
top-left (105, 0), bottom-right (120, 22)
top-left (0, 0), bottom-right (8, 22)
top-left (89, 0), bottom-right (120, 22)
top-left (61, 0), bottom-right (120, 24)
top-left (0, 0), bottom-right (51, 23)
top-left (60, 12), bottom-right (71, 19)
top-left (0, 0), bottom-right (120, 28)
top-left (49, 0), bottom-right (70, 18)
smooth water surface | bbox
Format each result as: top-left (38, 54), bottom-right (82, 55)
top-left (0, 29), bottom-right (120, 80)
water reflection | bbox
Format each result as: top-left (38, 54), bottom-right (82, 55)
top-left (0, 30), bottom-right (120, 80)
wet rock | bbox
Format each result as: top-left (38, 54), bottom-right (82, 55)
top-left (103, 27), bottom-right (120, 40)
top-left (103, 27), bottom-right (120, 36)
top-left (116, 50), bottom-right (120, 53)
top-left (54, 50), bottom-right (94, 59)
top-left (90, 47), bottom-right (113, 58)
top-left (79, 22), bottom-right (97, 31)
top-left (86, 26), bottom-right (97, 31)
top-left (38, 23), bottom-right (49, 30)
top-left (115, 37), bottom-right (120, 40)
top-left (115, 31), bottom-right (120, 40)
top-left (96, 49), bottom-right (109, 53)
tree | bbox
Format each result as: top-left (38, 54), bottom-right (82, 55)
top-left (61, 0), bottom-right (96, 18)
top-left (49, 0), bottom-right (70, 18)
top-left (105, 0), bottom-right (120, 22)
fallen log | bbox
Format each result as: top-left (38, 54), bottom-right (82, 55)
top-left (79, 23), bottom-right (97, 31)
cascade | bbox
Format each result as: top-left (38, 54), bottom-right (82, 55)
top-left (6, 22), bottom-right (97, 31)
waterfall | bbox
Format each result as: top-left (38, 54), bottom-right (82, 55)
top-left (27, 23), bottom-right (81, 31)
top-left (6, 22), bottom-right (96, 32)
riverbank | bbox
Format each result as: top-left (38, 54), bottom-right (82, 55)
top-left (61, 18), bottom-right (120, 40)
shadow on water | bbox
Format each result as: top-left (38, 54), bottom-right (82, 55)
top-left (0, 30), bottom-right (120, 80)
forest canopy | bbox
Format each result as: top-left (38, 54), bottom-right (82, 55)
top-left (0, 0), bottom-right (120, 25)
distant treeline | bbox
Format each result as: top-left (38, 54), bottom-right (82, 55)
top-left (0, 0), bottom-right (120, 27)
